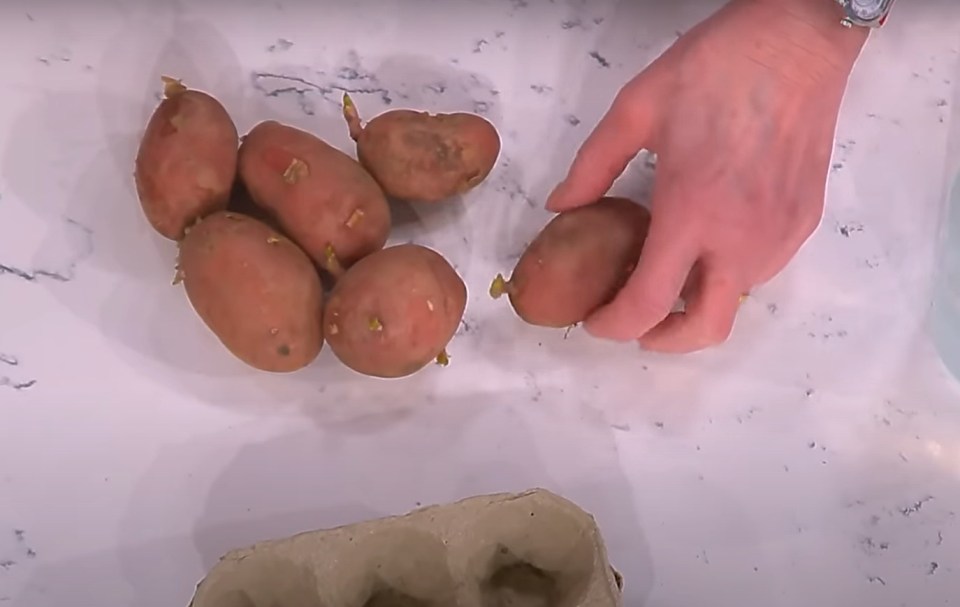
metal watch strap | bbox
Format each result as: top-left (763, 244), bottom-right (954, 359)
top-left (837, 0), bottom-right (895, 28)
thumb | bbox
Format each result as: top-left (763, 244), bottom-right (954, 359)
top-left (546, 73), bottom-right (660, 213)
top-left (583, 195), bottom-right (700, 341)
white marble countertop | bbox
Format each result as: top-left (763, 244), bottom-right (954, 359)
top-left (2, 1), bottom-right (960, 606)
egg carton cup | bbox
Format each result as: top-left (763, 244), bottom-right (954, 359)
top-left (188, 488), bottom-right (624, 607)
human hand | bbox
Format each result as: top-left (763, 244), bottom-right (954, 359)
top-left (545, 0), bottom-right (869, 353)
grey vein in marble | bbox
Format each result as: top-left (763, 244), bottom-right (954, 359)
top-left (0, 218), bottom-right (93, 284)
top-left (0, 263), bottom-right (72, 282)
top-left (561, 17), bottom-right (605, 30)
top-left (2, 315), bottom-right (37, 394)
top-left (588, 50), bottom-right (611, 68)
top-left (251, 52), bottom-right (501, 120)
top-left (0, 529), bottom-right (36, 590)
top-left (0, 377), bottom-right (36, 391)
top-left (266, 38), bottom-right (293, 53)
top-left (252, 70), bottom-right (392, 116)
top-left (11, 530), bottom-right (35, 559)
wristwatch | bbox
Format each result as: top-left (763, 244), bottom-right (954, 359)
top-left (837, 0), bottom-right (895, 28)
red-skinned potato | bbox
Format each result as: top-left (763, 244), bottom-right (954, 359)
top-left (237, 120), bottom-right (391, 277)
top-left (134, 76), bottom-right (238, 240)
top-left (342, 93), bottom-right (500, 203)
top-left (323, 243), bottom-right (467, 378)
top-left (491, 197), bottom-right (652, 328)
top-left (176, 211), bottom-right (324, 372)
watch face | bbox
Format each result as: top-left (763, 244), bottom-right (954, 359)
top-left (846, 0), bottom-right (888, 21)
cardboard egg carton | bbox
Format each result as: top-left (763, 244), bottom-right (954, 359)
top-left (188, 488), bottom-right (623, 607)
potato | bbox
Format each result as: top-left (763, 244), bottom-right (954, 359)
top-left (342, 93), bottom-right (501, 203)
top-left (237, 120), bottom-right (391, 277)
top-left (323, 243), bottom-right (467, 378)
top-left (176, 210), bottom-right (324, 372)
top-left (134, 76), bottom-right (239, 240)
top-left (491, 197), bottom-right (651, 328)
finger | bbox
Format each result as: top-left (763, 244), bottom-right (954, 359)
top-left (638, 263), bottom-right (743, 354)
top-left (545, 74), bottom-right (660, 213)
top-left (583, 206), bottom-right (700, 342)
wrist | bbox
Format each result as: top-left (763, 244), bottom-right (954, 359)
top-left (761, 0), bottom-right (870, 51)
top-left (739, 0), bottom-right (869, 84)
